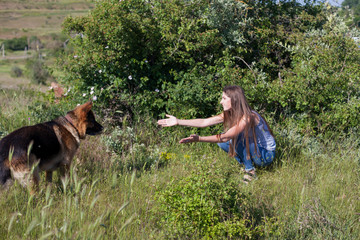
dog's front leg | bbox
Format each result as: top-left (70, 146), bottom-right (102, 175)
top-left (58, 163), bottom-right (70, 182)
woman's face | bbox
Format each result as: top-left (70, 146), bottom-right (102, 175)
top-left (220, 92), bottom-right (232, 111)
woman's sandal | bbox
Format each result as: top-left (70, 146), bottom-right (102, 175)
top-left (242, 171), bottom-right (257, 184)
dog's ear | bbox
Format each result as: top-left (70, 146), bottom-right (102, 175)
top-left (82, 101), bottom-right (93, 113)
top-left (76, 101), bottom-right (93, 114)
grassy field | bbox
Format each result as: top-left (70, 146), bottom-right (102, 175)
top-left (0, 59), bottom-right (31, 89)
top-left (0, 88), bottom-right (358, 239)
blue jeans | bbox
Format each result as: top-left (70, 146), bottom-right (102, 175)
top-left (217, 140), bottom-right (275, 172)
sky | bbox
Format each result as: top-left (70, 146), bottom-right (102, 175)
top-left (296, 0), bottom-right (344, 7)
top-left (328, 0), bottom-right (344, 7)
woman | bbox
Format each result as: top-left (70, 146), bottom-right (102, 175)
top-left (157, 85), bottom-right (276, 183)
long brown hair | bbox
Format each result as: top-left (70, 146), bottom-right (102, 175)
top-left (222, 85), bottom-right (272, 159)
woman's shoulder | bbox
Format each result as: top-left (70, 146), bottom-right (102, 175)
top-left (251, 111), bottom-right (260, 125)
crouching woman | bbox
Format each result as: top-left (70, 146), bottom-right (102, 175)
top-left (157, 85), bottom-right (276, 183)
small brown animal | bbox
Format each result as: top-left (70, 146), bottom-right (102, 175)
top-left (50, 82), bottom-right (64, 99)
top-left (0, 101), bottom-right (103, 193)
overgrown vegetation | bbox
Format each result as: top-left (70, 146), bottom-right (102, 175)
top-left (0, 90), bottom-right (358, 238)
top-left (342, 0), bottom-right (360, 27)
top-left (10, 66), bottom-right (23, 78)
top-left (154, 156), bottom-right (278, 239)
top-left (60, 0), bottom-right (360, 133)
top-left (25, 57), bottom-right (52, 85)
top-left (0, 0), bottom-right (359, 239)
top-left (2, 37), bottom-right (28, 51)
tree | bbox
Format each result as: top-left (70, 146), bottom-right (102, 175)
top-left (58, 0), bottom-right (360, 133)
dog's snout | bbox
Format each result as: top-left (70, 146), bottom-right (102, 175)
top-left (86, 121), bottom-right (103, 135)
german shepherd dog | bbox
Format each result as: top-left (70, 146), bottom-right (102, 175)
top-left (0, 101), bottom-right (103, 193)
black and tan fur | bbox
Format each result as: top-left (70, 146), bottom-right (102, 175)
top-left (0, 101), bottom-right (103, 192)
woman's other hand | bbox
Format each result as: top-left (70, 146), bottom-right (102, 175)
top-left (179, 134), bottom-right (199, 144)
top-left (157, 114), bottom-right (178, 127)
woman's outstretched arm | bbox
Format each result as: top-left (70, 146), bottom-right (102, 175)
top-left (158, 114), bottom-right (223, 128)
top-left (179, 116), bottom-right (247, 143)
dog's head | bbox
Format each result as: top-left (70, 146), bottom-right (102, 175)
top-left (67, 101), bottom-right (103, 139)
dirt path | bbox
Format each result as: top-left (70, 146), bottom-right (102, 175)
top-left (1, 55), bottom-right (32, 60)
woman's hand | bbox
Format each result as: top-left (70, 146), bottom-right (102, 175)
top-left (157, 114), bottom-right (178, 127)
top-left (179, 134), bottom-right (200, 144)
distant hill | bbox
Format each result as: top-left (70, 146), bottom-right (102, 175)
top-left (0, 0), bottom-right (94, 40)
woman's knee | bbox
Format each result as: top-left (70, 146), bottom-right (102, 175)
top-left (250, 149), bottom-right (275, 167)
top-left (265, 151), bottom-right (275, 164)
top-left (261, 150), bottom-right (275, 166)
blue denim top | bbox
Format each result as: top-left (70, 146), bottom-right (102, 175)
top-left (251, 111), bottom-right (276, 151)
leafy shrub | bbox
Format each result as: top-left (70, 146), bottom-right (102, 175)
top-left (10, 66), bottom-right (23, 78)
top-left (154, 156), bottom-right (280, 239)
top-left (341, 0), bottom-right (360, 27)
top-left (58, 0), bottom-right (360, 134)
top-left (60, 0), bottom-right (223, 119)
top-left (269, 12), bottom-right (360, 132)
top-left (3, 37), bottom-right (27, 51)
top-left (25, 57), bottom-right (52, 85)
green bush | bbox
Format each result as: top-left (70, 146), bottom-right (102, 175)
top-left (25, 57), bottom-right (52, 85)
top-left (60, 0), bottom-right (224, 119)
top-left (341, 0), bottom-right (360, 27)
top-left (3, 36), bottom-right (28, 51)
top-left (57, 0), bottom-right (360, 134)
top-left (269, 13), bottom-right (360, 133)
top-left (10, 66), bottom-right (23, 78)
top-left (154, 156), bottom-right (280, 239)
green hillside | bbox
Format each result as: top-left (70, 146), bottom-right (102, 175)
top-left (0, 0), bottom-right (94, 40)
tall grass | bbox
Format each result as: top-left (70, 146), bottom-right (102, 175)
top-left (0, 90), bottom-right (359, 239)
top-left (0, 165), bottom-right (136, 239)
top-left (0, 89), bottom-right (36, 136)
top-left (250, 129), bottom-right (360, 239)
